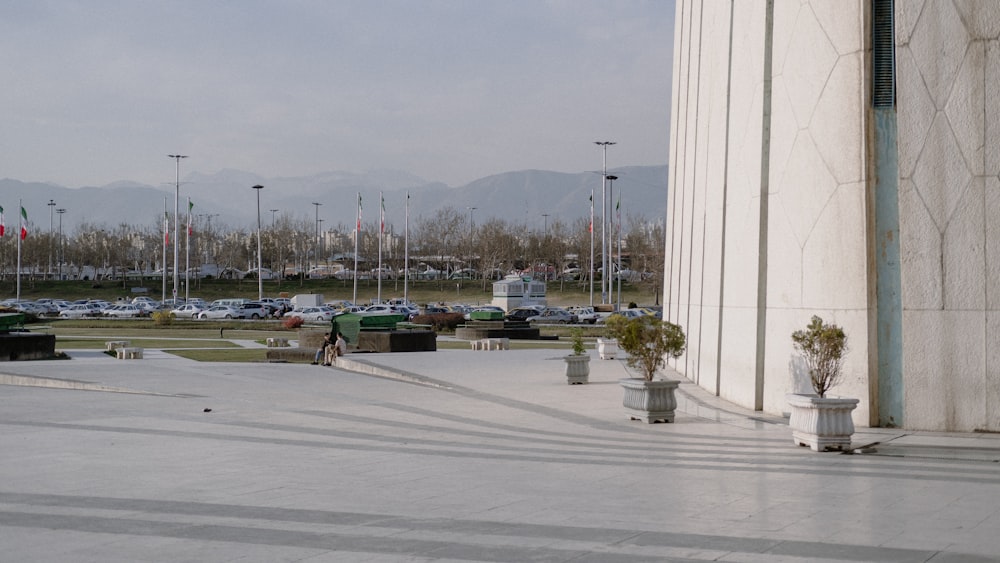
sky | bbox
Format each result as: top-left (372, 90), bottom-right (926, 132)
top-left (0, 0), bottom-right (674, 189)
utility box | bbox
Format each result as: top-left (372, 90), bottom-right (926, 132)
top-left (291, 294), bottom-right (323, 308)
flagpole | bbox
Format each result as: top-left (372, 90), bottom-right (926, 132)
top-left (353, 192), bottom-right (360, 305)
top-left (162, 198), bottom-right (168, 303)
top-left (404, 192), bottom-right (410, 304)
top-left (589, 188), bottom-right (594, 307)
top-left (16, 199), bottom-right (22, 302)
top-left (185, 197), bottom-right (191, 303)
top-left (617, 190), bottom-right (622, 311)
top-left (377, 191), bottom-right (383, 303)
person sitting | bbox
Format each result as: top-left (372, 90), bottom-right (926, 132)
top-left (312, 333), bottom-right (331, 365)
top-left (325, 332), bottom-right (348, 365)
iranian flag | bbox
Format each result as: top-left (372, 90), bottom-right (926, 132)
top-left (0, 205), bottom-right (5, 237)
top-left (19, 206), bottom-right (27, 240)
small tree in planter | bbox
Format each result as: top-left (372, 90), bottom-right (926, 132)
top-left (605, 315), bottom-right (686, 422)
top-left (791, 315), bottom-right (847, 398)
top-left (787, 315), bottom-right (858, 451)
top-left (563, 328), bottom-right (590, 384)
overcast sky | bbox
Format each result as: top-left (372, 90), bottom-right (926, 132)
top-left (1, 1), bottom-right (674, 189)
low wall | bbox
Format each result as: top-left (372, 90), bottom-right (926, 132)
top-left (0, 333), bottom-right (56, 361)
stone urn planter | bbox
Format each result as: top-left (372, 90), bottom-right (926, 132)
top-left (604, 315), bottom-right (686, 423)
top-left (563, 354), bottom-right (590, 384)
top-left (787, 394), bottom-right (859, 451)
top-left (619, 378), bottom-right (679, 423)
top-left (789, 316), bottom-right (857, 452)
top-left (596, 338), bottom-right (618, 359)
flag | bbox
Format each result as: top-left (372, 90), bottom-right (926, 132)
top-left (380, 194), bottom-right (385, 233)
top-left (615, 193), bottom-right (622, 235)
top-left (588, 192), bottom-right (593, 233)
top-left (19, 206), bottom-right (27, 240)
top-left (356, 194), bottom-right (362, 231)
top-left (0, 205), bottom-right (5, 237)
top-left (188, 200), bottom-right (194, 236)
top-left (164, 211), bottom-right (170, 246)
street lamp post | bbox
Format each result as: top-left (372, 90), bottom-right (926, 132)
top-left (253, 185), bottom-right (264, 300)
top-left (594, 141), bottom-right (615, 304)
top-left (56, 208), bottom-right (66, 280)
top-left (47, 199), bottom-right (55, 280)
top-left (168, 154), bottom-right (188, 302)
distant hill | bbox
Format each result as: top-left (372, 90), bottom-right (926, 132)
top-left (0, 165), bottom-right (667, 233)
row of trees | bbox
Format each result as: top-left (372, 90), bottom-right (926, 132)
top-left (0, 206), bottom-right (666, 297)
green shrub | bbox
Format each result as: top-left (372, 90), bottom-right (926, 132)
top-left (151, 311), bottom-right (175, 326)
top-left (605, 315), bottom-right (685, 381)
top-left (791, 316), bottom-right (848, 398)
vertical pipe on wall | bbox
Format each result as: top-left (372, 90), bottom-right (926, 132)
top-left (754, 0), bottom-right (776, 411)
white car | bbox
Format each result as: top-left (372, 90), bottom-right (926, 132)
top-left (286, 306), bottom-right (336, 322)
top-left (567, 306), bottom-right (600, 324)
top-left (171, 304), bottom-right (206, 319)
top-left (60, 304), bottom-right (101, 318)
top-left (104, 304), bottom-right (144, 318)
top-left (198, 306), bottom-right (243, 320)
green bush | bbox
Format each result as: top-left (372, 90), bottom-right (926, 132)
top-left (791, 316), bottom-right (847, 398)
top-left (151, 311), bottom-right (175, 326)
top-left (605, 315), bottom-right (685, 381)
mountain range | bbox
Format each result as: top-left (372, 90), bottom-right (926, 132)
top-left (0, 165), bottom-right (668, 234)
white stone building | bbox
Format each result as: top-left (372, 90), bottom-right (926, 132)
top-left (665, 0), bottom-right (1000, 431)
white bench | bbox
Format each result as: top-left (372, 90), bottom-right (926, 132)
top-left (106, 340), bottom-right (130, 351)
top-left (471, 338), bottom-right (509, 351)
top-left (266, 337), bottom-right (289, 348)
top-left (116, 347), bottom-right (144, 360)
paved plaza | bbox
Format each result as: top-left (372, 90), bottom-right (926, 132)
top-left (1, 340), bottom-right (999, 562)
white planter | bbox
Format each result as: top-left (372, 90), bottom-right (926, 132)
top-left (564, 355), bottom-right (590, 384)
top-left (786, 394), bottom-right (859, 452)
top-left (596, 338), bottom-right (618, 360)
top-left (619, 378), bottom-right (679, 423)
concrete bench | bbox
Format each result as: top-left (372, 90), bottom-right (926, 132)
top-left (471, 338), bottom-right (510, 351)
top-left (116, 347), bottom-right (143, 360)
top-left (106, 340), bottom-right (130, 351)
top-left (266, 337), bottom-right (289, 348)
top-left (487, 338), bottom-right (510, 351)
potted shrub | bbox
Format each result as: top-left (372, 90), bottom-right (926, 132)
top-left (787, 315), bottom-right (859, 451)
top-left (605, 315), bottom-right (686, 423)
top-left (563, 328), bottom-right (590, 384)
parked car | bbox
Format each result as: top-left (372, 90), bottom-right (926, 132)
top-left (527, 307), bottom-right (578, 324)
top-left (104, 304), bottom-right (144, 318)
top-left (567, 306), bottom-right (600, 324)
top-left (504, 306), bottom-right (544, 322)
top-left (237, 302), bottom-right (267, 319)
top-left (284, 306), bottom-right (336, 322)
top-left (59, 304), bottom-right (102, 318)
top-left (596, 308), bottom-right (646, 324)
top-left (198, 306), bottom-right (243, 320)
top-left (170, 304), bottom-right (206, 319)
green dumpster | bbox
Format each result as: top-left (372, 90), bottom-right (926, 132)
top-left (330, 313), bottom-right (362, 346)
top-left (470, 310), bottom-right (504, 321)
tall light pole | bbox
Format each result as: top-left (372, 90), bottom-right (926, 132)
top-left (594, 141), bottom-right (615, 303)
top-left (312, 202), bottom-right (321, 272)
top-left (270, 209), bottom-right (278, 229)
top-left (56, 208), bottom-right (66, 280)
top-left (467, 207), bottom-right (476, 236)
top-left (253, 185), bottom-right (264, 300)
top-left (168, 154), bottom-right (188, 302)
top-left (47, 199), bottom-right (55, 280)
